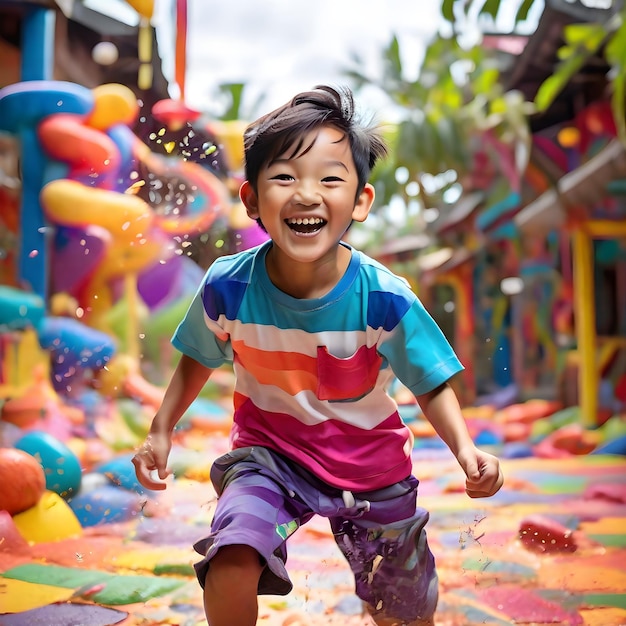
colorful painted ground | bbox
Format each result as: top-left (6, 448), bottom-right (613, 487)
top-left (1, 435), bottom-right (625, 626)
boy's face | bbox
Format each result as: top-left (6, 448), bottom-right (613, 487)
top-left (240, 125), bottom-right (374, 266)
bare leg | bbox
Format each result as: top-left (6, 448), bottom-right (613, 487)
top-left (203, 544), bottom-right (264, 626)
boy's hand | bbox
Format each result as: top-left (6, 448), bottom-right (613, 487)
top-left (132, 432), bottom-right (173, 490)
top-left (456, 446), bottom-right (503, 498)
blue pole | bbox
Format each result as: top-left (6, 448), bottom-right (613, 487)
top-left (17, 6), bottom-right (56, 298)
top-left (21, 6), bottom-right (55, 81)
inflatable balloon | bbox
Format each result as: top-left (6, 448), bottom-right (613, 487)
top-left (50, 225), bottom-right (111, 296)
top-left (13, 491), bottom-right (83, 543)
top-left (15, 431), bottom-right (83, 498)
top-left (84, 83), bottom-right (139, 130)
top-left (69, 485), bottom-right (143, 526)
top-left (0, 286), bottom-right (45, 330)
top-left (38, 113), bottom-right (121, 188)
top-left (126, 0), bottom-right (154, 19)
top-left (0, 80), bottom-right (94, 298)
top-left (0, 448), bottom-right (46, 514)
top-left (41, 179), bottom-right (154, 241)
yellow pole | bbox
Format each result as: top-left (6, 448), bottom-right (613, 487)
top-left (571, 228), bottom-right (597, 427)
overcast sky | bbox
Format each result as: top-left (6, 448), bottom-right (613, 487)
top-left (156, 0), bottom-right (443, 121)
top-left (154, 0), bottom-right (542, 121)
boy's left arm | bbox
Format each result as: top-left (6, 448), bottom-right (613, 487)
top-left (416, 382), bottom-right (504, 498)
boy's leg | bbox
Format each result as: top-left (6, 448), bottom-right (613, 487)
top-left (203, 544), bottom-right (263, 626)
top-left (331, 506), bottom-right (438, 626)
top-left (193, 451), bottom-right (315, 623)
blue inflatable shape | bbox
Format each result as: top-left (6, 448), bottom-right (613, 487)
top-left (38, 316), bottom-right (116, 392)
top-left (68, 485), bottom-right (142, 527)
top-left (474, 429), bottom-right (503, 446)
top-left (96, 454), bottom-right (155, 494)
top-left (0, 286), bottom-right (45, 330)
top-left (591, 435), bottom-right (626, 456)
top-left (15, 430), bottom-right (82, 498)
top-left (500, 442), bottom-right (534, 459)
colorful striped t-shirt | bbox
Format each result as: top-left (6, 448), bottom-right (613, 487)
top-left (172, 240), bottom-right (463, 491)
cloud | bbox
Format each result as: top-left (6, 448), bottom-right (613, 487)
top-left (156, 0), bottom-right (442, 119)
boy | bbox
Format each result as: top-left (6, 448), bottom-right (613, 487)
top-left (133, 85), bottom-right (503, 626)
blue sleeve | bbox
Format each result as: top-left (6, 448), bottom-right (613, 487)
top-left (377, 296), bottom-right (464, 396)
top-left (171, 271), bottom-right (233, 369)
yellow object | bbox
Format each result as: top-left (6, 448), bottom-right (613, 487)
top-left (209, 120), bottom-right (247, 172)
top-left (557, 126), bottom-right (580, 148)
top-left (41, 179), bottom-right (154, 242)
top-left (85, 83), bottom-right (139, 130)
top-left (0, 578), bottom-right (73, 612)
top-left (125, 0), bottom-right (154, 19)
top-left (572, 228), bottom-right (597, 427)
top-left (13, 491), bottom-right (83, 543)
top-left (0, 330), bottom-right (50, 399)
top-left (111, 547), bottom-right (193, 571)
top-left (97, 353), bottom-right (138, 397)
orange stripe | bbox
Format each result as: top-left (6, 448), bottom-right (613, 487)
top-left (232, 340), bottom-right (318, 394)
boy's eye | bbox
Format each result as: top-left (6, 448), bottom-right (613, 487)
top-left (271, 174), bottom-right (294, 181)
top-left (323, 176), bottom-right (344, 182)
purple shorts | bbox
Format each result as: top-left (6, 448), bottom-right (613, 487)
top-left (193, 446), bottom-right (438, 623)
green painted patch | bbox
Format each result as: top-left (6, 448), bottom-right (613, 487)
top-left (90, 574), bottom-right (186, 605)
top-left (538, 476), bottom-right (587, 495)
top-left (587, 534), bottom-right (626, 547)
top-left (2, 564), bottom-right (110, 589)
top-left (153, 563), bottom-right (195, 576)
top-left (1, 563), bottom-right (186, 605)
top-left (581, 593), bottom-right (626, 610)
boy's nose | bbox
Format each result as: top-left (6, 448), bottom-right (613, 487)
top-left (293, 182), bottom-right (321, 206)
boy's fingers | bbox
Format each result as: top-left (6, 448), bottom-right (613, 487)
top-left (132, 452), bottom-right (169, 490)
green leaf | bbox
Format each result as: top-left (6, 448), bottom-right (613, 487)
top-left (442, 0), bottom-right (455, 22)
top-left (515, 0), bottom-right (535, 22)
top-left (606, 21), bottom-right (626, 69)
top-left (563, 23), bottom-right (606, 51)
top-left (535, 51), bottom-right (587, 111)
top-left (479, 0), bottom-right (501, 20)
top-left (473, 67), bottom-right (500, 94)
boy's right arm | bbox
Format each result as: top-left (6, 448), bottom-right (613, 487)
top-left (133, 354), bottom-right (213, 490)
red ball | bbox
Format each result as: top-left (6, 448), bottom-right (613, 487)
top-left (0, 448), bottom-right (46, 514)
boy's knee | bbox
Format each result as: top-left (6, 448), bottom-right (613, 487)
top-left (205, 544), bottom-right (264, 587)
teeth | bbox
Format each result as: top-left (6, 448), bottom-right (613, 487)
top-left (287, 217), bottom-right (325, 225)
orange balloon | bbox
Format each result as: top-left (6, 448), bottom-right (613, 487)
top-left (85, 83), bottom-right (139, 130)
top-left (126, 0), bottom-right (154, 19)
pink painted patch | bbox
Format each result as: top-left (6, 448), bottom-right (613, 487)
top-left (584, 483), bottom-right (626, 504)
top-left (478, 585), bottom-right (583, 624)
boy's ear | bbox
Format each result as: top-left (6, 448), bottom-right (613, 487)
top-left (240, 181), bottom-right (259, 219)
top-left (352, 183), bottom-right (375, 223)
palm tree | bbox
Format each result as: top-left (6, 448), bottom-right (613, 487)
top-left (345, 32), bottom-right (533, 234)
top-left (441, 0), bottom-right (626, 143)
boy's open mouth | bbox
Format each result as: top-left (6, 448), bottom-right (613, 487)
top-left (285, 217), bottom-right (327, 234)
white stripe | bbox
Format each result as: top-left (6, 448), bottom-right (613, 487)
top-left (217, 316), bottom-right (383, 357)
top-left (234, 365), bottom-right (398, 430)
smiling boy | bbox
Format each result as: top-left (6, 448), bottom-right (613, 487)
top-left (133, 85), bottom-right (503, 626)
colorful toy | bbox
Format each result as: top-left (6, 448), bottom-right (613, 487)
top-left (12, 491), bottom-right (82, 543)
top-left (68, 485), bottom-right (143, 527)
top-left (15, 431), bottom-right (82, 498)
top-left (0, 448), bottom-right (46, 515)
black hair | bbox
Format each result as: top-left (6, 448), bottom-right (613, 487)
top-left (243, 85), bottom-right (387, 196)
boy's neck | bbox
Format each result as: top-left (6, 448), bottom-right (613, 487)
top-left (265, 243), bottom-right (351, 299)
